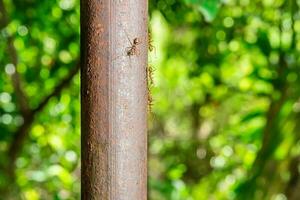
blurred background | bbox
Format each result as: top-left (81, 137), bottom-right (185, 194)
top-left (1, 0), bottom-right (300, 199)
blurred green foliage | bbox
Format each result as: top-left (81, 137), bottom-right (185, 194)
top-left (1, 0), bottom-right (300, 199)
top-left (0, 0), bottom-right (80, 199)
top-left (149, 0), bottom-right (300, 199)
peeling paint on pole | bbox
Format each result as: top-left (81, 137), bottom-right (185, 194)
top-left (81, 0), bottom-right (148, 199)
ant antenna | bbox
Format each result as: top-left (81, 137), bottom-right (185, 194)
top-left (121, 26), bottom-right (133, 46)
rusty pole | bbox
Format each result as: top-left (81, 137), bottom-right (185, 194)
top-left (81, 0), bottom-right (148, 199)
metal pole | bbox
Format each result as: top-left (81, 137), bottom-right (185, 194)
top-left (80, 0), bottom-right (148, 199)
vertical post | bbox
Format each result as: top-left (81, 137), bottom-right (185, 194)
top-left (81, 0), bottom-right (148, 199)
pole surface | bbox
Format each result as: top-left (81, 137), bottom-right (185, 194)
top-left (80, 0), bottom-right (148, 199)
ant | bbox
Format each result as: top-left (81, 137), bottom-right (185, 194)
top-left (146, 64), bottom-right (155, 86)
top-left (112, 29), bottom-right (140, 61)
top-left (126, 37), bottom-right (140, 56)
top-left (121, 26), bottom-right (140, 57)
top-left (148, 31), bottom-right (155, 53)
top-left (148, 93), bottom-right (153, 112)
top-left (125, 30), bottom-right (155, 56)
top-left (146, 64), bottom-right (155, 112)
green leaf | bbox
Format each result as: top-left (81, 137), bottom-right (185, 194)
top-left (198, 0), bottom-right (220, 22)
top-left (184, 0), bottom-right (220, 22)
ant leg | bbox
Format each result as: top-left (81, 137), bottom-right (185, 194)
top-left (152, 46), bottom-right (157, 56)
top-left (126, 47), bottom-right (132, 54)
top-left (136, 48), bottom-right (140, 56)
top-left (122, 28), bottom-right (133, 46)
top-left (112, 53), bottom-right (124, 61)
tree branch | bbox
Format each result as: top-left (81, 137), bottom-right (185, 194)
top-left (33, 63), bottom-right (80, 114)
top-left (235, 52), bottom-right (289, 199)
top-left (1, 0), bottom-right (80, 188)
top-left (0, 0), bottom-right (30, 115)
top-left (285, 156), bottom-right (300, 199)
top-left (8, 62), bottom-right (80, 171)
